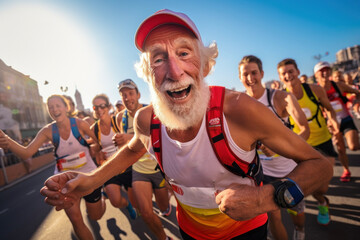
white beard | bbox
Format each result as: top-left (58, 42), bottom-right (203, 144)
top-left (149, 76), bottom-right (210, 131)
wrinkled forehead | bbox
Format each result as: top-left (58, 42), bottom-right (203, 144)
top-left (143, 24), bottom-right (198, 51)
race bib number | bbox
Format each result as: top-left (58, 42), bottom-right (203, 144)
top-left (302, 108), bottom-right (312, 119)
top-left (56, 152), bottom-right (87, 172)
top-left (331, 100), bottom-right (343, 113)
top-left (169, 181), bottom-right (218, 210)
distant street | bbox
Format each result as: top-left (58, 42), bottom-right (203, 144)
top-left (1, 119), bottom-right (360, 240)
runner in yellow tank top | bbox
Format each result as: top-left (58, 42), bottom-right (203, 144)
top-left (278, 58), bottom-right (340, 227)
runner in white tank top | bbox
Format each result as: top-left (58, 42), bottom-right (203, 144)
top-left (54, 129), bottom-right (96, 174)
top-left (0, 95), bottom-right (105, 240)
top-left (239, 56), bottom-right (309, 240)
top-left (91, 94), bottom-right (137, 220)
top-left (256, 89), bottom-right (297, 177)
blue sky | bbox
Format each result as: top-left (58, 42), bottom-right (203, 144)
top-left (0, 0), bottom-right (359, 109)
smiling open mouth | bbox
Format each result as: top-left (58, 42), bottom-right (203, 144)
top-left (167, 85), bottom-right (191, 100)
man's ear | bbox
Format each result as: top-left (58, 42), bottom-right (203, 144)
top-left (203, 62), bottom-right (211, 77)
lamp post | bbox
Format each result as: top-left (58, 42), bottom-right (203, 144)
top-left (60, 86), bottom-right (68, 93)
top-left (314, 52), bottom-right (329, 62)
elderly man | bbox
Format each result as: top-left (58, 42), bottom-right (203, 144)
top-left (41, 10), bottom-right (332, 240)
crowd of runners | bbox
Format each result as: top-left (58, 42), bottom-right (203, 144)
top-left (0, 9), bottom-right (359, 240)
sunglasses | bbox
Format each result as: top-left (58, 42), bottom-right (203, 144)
top-left (93, 103), bottom-right (108, 110)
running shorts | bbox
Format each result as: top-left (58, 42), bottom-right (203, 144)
top-left (132, 170), bottom-right (166, 189)
top-left (104, 169), bottom-right (133, 190)
top-left (340, 116), bottom-right (358, 134)
top-left (313, 139), bottom-right (338, 158)
top-left (83, 186), bottom-right (102, 203)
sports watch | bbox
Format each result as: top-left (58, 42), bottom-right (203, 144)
top-left (271, 178), bottom-right (304, 208)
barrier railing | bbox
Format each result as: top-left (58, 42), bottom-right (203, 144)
top-left (0, 146), bottom-right (54, 186)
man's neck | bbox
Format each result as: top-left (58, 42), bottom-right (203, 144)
top-left (165, 119), bottom-right (202, 143)
top-left (318, 78), bottom-right (330, 90)
top-left (247, 86), bottom-right (265, 100)
top-left (127, 103), bottom-right (143, 118)
top-left (286, 79), bottom-right (303, 100)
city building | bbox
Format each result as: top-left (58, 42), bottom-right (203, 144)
top-left (0, 58), bottom-right (49, 140)
top-left (334, 45), bottom-right (360, 77)
top-left (74, 88), bottom-right (84, 111)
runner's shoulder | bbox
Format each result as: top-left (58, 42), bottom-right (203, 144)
top-left (134, 104), bottom-right (153, 136)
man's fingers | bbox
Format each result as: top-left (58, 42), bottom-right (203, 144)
top-left (44, 196), bottom-right (64, 207)
top-left (44, 178), bottom-right (61, 191)
top-left (61, 176), bottom-right (82, 195)
top-left (40, 187), bottom-right (62, 199)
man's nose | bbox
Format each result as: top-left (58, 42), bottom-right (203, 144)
top-left (166, 56), bottom-right (184, 80)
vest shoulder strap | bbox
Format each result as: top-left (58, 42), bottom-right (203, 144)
top-left (330, 81), bottom-right (348, 104)
top-left (206, 86), bottom-right (262, 185)
top-left (266, 88), bottom-right (292, 129)
top-left (302, 83), bottom-right (320, 105)
top-left (302, 83), bottom-right (322, 127)
top-left (70, 118), bottom-right (90, 148)
top-left (150, 113), bottom-right (163, 172)
top-left (111, 115), bottom-right (120, 133)
top-left (94, 120), bottom-right (100, 142)
top-left (122, 110), bottom-right (128, 133)
top-left (51, 122), bottom-right (60, 158)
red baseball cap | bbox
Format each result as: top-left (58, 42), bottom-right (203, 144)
top-left (135, 9), bottom-right (202, 51)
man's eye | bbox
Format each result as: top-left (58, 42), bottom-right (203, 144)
top-left (154, 58), bottom-right (163, 64)
top-left (180, 52), bottom-right (188, 57)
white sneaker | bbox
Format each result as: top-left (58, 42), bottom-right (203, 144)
top-left (293, 229), bottom-right (305, 240)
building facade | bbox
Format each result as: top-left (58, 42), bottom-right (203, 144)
top-left (335, 45), bottom-right (360, 77)
top-left (0, 59), bottom-right (49, 139)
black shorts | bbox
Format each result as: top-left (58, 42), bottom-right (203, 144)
top-left (340, 116), bottom-right (358, 134)
top-left (104, 166), bottom-right (133, 190)
top-left (179, 221), bottom-right (268, 240)
top-left (83, 187), bottom-right (102, 203)
top-left (313, 139), bottom-right (338, 157)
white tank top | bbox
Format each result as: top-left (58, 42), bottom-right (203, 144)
top-left (100, 128), bottom-right (118, 159)
top-left (54, 130), bottom-right (97, 174)
top-left (256, 89), bottom-right (297, 177)
top-left (149, 115), bottom-right (255, 209)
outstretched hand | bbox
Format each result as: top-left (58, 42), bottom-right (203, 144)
top-left (40, 171), bottom-right (95, 211)
top-left (0, 130), bottom-right (9, 149)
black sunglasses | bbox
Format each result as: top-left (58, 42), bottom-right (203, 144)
top-left (93, 103), bottom-right (108, 110)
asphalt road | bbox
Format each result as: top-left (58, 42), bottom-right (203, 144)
top-left (1, 119), bottom-right (360, 240)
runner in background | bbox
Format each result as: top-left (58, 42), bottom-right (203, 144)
top-left (239, 55), bottom-right (309, 240)
top-left (314, 62), bottom-right (360, 182)
top-left (277, 58), bottom-right (340, 226)
top-left (91, 93), bottom-right (137, 220)
top-left (114, 79), bottom-right (171, 240)
top-left (0, 95), bottom-right (105, 240)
